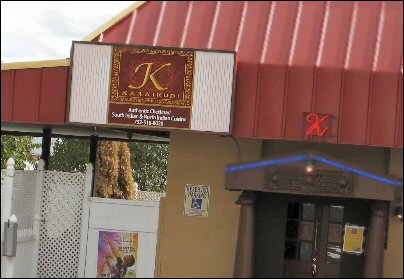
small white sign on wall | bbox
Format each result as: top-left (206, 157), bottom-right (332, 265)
top-left (184, 185), bottom-right (210, 217)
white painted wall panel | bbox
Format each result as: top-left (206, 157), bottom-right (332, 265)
top-left (88, 198), bottom-right (160, 233)
top-left (191, 51), bottom-right (235, 133)
top-left (84, 198), bottom-right (160, 278)
top-left (69, 43), bottom-right (112, 125)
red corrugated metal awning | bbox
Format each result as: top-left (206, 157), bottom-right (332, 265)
top-left (92, 1), bottom-right (404, 147)
top-left (1, 62), bottom-right (69, 124)
top-left (1, 1), bottom-right (402, 148)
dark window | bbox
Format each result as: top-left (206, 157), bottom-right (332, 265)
top-left (285, 203), bottom-right (316, 261)
top-left (286, 220), bottom-right (299, 239)
top-left (287, 203), bottom-right (300, 219)
top-left (329, 205), bottom-right (344, 223)
top-left (302, 203), bottom-right (315, 220)
top-left (299, 242), bottom-right (313, 261)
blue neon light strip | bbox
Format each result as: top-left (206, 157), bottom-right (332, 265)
top-left (225, 154), bottom-right (403, 187)
top-left (224, 155), bottom-right (309, 172)
top-left (313, 156), bottom-right (403, 187)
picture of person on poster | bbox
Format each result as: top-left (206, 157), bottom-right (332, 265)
top-left (98, 234), bottom-right (136, 278)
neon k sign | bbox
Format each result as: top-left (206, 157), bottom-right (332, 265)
top-left (305, 113), bottom-right (332, 137)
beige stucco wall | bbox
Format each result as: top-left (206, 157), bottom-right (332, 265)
top-left (155, 131), bottom-right (262, 278)
top-left (156, 134), bottom-right (402, 277)
top-left (383, 148), bottom-right (403, 278)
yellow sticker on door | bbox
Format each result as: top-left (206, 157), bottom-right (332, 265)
top-left (343, 225), bottom-right (365, 254)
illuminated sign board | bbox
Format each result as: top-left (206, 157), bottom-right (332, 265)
top-left (68, 42), bottom-right (236, 134)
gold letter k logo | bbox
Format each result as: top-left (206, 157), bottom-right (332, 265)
top-left (128, 62), bottom-right (172, 91)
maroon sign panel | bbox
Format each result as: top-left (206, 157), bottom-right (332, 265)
top-left (108, 46), bottom-right (195, 129)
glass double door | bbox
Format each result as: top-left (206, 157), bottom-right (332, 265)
top-left (255, 193), bottom-right (369, 278)
top-left (283, 201), bottom-right (345, 278)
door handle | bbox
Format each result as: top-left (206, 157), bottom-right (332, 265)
top-left (312, 262), bottom-right (317, 277)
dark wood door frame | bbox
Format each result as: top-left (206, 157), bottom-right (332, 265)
top-left (233, 191), bottom-right (388, 278)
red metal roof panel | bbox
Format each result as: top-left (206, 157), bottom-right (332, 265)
top-left (129, 1), bottom-right (164, 45)
top-left (210, 1), bottom-right (244, 51)
top-left (12, 69), bottom-right (41, 122)
top-left (374, 2), bottom-right (403, 72)
top-left (181, 1), bottom-right (217, 49)
top-left (289, 1), bottom-right (326, 66)
top-left (317, 2), bottom-right (353, 68)
top-left (2, 1), bottom-right (402, 148)
top-left (262, 1), bottom-right (299, 65)
top-left (1, 67), bottom-right (69, 124)
top-left (255, 64), bottom-right (287, 139)
top-left (101, 13), bottom-right (133, 44)
top-left (236, 1), bottom-right (272, 63)
top-left (38, 67), bottom-right (69, 123)
top-left (155, 1), bottom-right (190, 47)
top-left (1, 70), bottom-right (13, 121)
top-left (232, 63), bottom-right (259, 137)
top-left (367, 72), bottom-right (400, 147)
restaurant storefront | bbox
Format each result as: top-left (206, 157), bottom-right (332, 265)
top-left (1, 1), bottom-right (403, 278)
